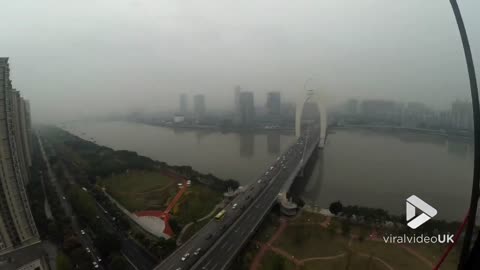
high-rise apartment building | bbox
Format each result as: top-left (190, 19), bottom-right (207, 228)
top-left (233, 86), bottom-right (242, 125)
top-left (345, 98), bottom-right (358, 115)
top-left (193, 94), bottom-right (206, 122)
top-left (0, 58), bottom-right (39, 256)
top-left (266, 92), bottom-right (281, 123)
top-left (238, 91), bottom-right (255, 127)
top-left (450, 99), bottom-right (473, 130)
top-left (179, 93), bottom-right (188, 115)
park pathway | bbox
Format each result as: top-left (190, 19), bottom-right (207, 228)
top-left (250, 218), bottom-right (288, 270)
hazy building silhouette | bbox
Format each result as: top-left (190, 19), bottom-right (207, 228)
top-left (450, 99), bottom-right (473, 130)
top-left (360, 99), bottom-right (402, 125)
top-left (0, 58), bottom-right (42, 265)
top-left (233, 86), bottom-right (242, 125)
top-left (179, 93), bottom-right (188, 115)
top-left (193, 94), bottom-right (206, 123)
top-left (266, 91), bottom-right (281, 124)
top-left (345, 98), bottom-right (358, 115)
top-left (401, 102), bottom-right (431, 128)
top-left (238, 91), bottom-right (255, 127)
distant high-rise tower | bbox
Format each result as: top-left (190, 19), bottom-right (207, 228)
top-left (238, 91), bottom-right (255, 127)
top-left (193, 94), bottom-right (206, 122)
top-left (0, 58), bottom-right (38, 256)
top-left (233, 86), bottom-right (242, 125)
top-left (179, 93), bottom-right (188, 115)
top-left (266, 92), bottom-right (281, 123)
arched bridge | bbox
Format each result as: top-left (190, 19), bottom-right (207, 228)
top-left (155, 90), bottom-right (327, 270)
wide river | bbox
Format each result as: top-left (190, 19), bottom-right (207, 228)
top-left (65, 121), bottom-right (473, 221)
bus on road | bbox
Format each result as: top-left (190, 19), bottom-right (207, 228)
top-left (215, 209), bottom-right (226, 220)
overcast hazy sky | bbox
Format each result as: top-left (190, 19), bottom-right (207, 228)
top-left (1, 0), bottom-right (479, 123)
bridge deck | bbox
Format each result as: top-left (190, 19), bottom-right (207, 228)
top-left (155, 129), bottom-right (321, 270)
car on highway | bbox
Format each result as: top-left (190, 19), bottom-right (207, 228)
top-left (194, 248), bottom-right (201, 255)
top-left (92, 262), bottom-right (99, 269)
top-left (80, 230), bottom-right (86, 235)
top-left (62, 196), bottom-right (66, 200)
top-left (181, 253), bottom-right (190, 261)
top-left (86, 247), bottom-right (91, 253)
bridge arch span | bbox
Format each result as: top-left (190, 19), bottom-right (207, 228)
top-left (295, 90), bottom-right (327, 148)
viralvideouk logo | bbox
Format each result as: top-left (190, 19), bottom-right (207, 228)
top-left (406, 195), bottom-right (437, 229)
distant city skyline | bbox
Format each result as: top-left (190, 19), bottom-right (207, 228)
top-left (2, 1), bottom-right (479, 123)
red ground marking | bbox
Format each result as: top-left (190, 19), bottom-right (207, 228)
top-left (134, 171), bottom-right (189, 237)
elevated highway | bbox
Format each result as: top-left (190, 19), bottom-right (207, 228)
top-left (155, 127), bottom-right (322, 270)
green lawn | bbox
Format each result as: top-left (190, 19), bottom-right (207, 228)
top-left (99, 170), bottom-right (222, 227)
top-left (270, 211), bottom-right (456, 270)
top-left (276, 224), bottom-right (349, 259)
top-left (99, 170), bottom-right (176, 212)
top-left (292, 211), bottom-right (326, 224)
top-left (402, 243), bottom-right (459, 270)
top-left (173, 184), bottom-right (222, 225)
top-left (350, 240), bottom-right (432, 269)
top-left (302, 254), bottom-right (390, 270)
top-left (260, 251), bottom-right (296, 270)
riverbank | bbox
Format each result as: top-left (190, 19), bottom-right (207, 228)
top-left (38, 125), bottom-right (236, 237)
top-left (331, 124), bottom-right (472, 140)
top-left (128, 119), bottom-right (296, 135)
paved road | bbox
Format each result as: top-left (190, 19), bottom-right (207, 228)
top-left (57, 147), bottom-right (157, 270)
top-left (155, 130), bottom-right (318, 270)
top-left (91, 194), bottom-right (157, 270)
top-left (191, 133), bottom-right (316, 270)
top-left (37, 135), bottom-right (104, 270)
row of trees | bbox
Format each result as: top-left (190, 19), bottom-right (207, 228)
top-left (329, 201), bottom-right (461, 236)
top-left (42, 125), bottom-right (242, 264)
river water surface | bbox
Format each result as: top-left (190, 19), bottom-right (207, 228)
top-left (65, 121), bottom-right (473, 221)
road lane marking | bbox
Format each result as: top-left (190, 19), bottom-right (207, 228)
top-left (121, 252), bottom-right (139, 270)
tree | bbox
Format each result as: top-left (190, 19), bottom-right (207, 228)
top-left (329, 201), bottom-right (343, 215)
top-left (169, 218), bottom-right (182, 235)
top-left (56, 252), bottom-right (73, 270)
top-left (95, 232), bottom-right (122, 257)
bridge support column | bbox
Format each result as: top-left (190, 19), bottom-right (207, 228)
top-left (277, 194), bottom-right (298, 216)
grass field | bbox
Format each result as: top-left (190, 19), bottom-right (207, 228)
top-left (246, 211), bottom-right (459, 270)
top-left (100, 170), bottom-right (223, 226)
top-left (302, 254), bottom-right (389, 270)
top-left (100, 170), bottom-right (176, 212)
top-left (276, 224), bottom-right (348, 259)
top-left (260, 252), bottom-right (296, 270)
top-left (350, 240), bottom-right (430, 269)
top-left (173, 184), bottom-right (222, 225)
